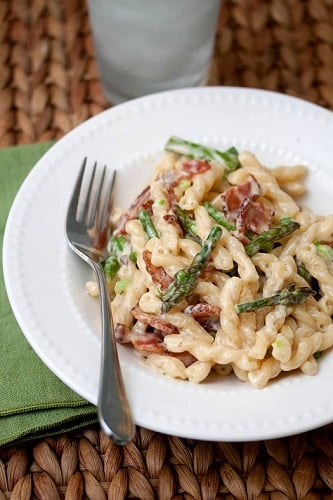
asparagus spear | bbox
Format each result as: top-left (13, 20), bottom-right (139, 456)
top-left (165, 136), bottom-right (240, 173)
top-left (174, 205), bottom-right (202, 244)
top-left (138, 209), bottom-right (159, 239)
top-left (314, 242), bottom-right (333, 272)
top-left (103, 235), bottom-right (135, 280)
top-left (161, 225), bottom-right (222, 313)
top-left (103, 254), bottom-right (120, 281)
top-left (235, 283), bottom-right (315, 313)
top-left (203, 202), bottom-right (236, 231)
top-left (295, 257), bottom-right (320, 299)
top-left (107, 235), bottom-right (126, 253)
top-left (295, 257), bottom-right (312, 283)
top-left (245, 217), bottom-right (300, 257)
top-left (295, 257), bottom-right (313, 284)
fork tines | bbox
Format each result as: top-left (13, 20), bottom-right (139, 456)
top-left (74, 158), bottom-right (116, 231)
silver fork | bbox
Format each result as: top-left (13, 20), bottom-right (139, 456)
top-left (66, 158), bottom-right (135, 444)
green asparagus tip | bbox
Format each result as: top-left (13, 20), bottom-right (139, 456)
top-left (203, 202), bottom-right (236, 232)
top-left (174, 205), bottom-right (202, 245)
top-left (138, 209), bottom-right (159, 239)
top-left (161, 225), bottom-right (222, 312)
top-left (235, 283), bottom-right (316, 314)
top-left (245, 218), bottom-right (300, 257)
top-left (165, 136), bottom-right (240, 172)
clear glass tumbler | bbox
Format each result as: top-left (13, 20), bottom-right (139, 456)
top-left (87, 0), bottom-right (222, 104)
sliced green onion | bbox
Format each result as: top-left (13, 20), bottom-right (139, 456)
top-left (114, 279), bottom-right (131, 294)
top-left (179, 179), bottom-right (191, 190)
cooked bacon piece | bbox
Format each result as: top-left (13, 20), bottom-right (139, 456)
top-left (184, 303), bottom-right (221, 335)
top-left (163, 183), bottom-right (177, 208)
top-left (114, 321), bottom-right (166, 353)
top-left (163, 213), bottom-right (177, 224)
top-left (132, 305), bottom-right (178, 335)
top-left (171, 351), bottom-right (197, 367)
top-left (236, 197), bottom-right (273, 235)
top-left (182, 159), bottom-right (211, 176)
top-left (184, 303), bottom-right (221, 317)
top-left (141, 198), bottom-right (154, 215)
top-left (222, 174), bottom-right (273, 235)
top-left (222, 174), bottom-right (260, 219)
top-left (113, 185), bottom-right (152, 235)
top-left (131, 332), bottom-right (166, 353)
top-left (159, 159), bottom-right (211, 187)
top-left (143, 249), bottom-right (173, 290)
top-left (114, 323), bottom-right (132, 344)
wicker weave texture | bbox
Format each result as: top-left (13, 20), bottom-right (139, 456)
top-left (1, 0), bottom-right (333, 498)
top-left (1, 0), bottom-right (333, 146)
top-left (0, 0), bottom-right (109, 146)
top-left (212, 0), bottom-right (333, 109)
top-left (1, 424), bottom-right (333, 499)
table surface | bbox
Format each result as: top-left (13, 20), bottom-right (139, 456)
top-left (1, 0), bottom-right (333, 498)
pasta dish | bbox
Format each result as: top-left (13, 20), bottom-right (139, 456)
top-left (88, 136), bottom-right (333, 388)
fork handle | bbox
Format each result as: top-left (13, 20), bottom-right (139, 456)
top-left (92, 261), bottom-right (135, 444)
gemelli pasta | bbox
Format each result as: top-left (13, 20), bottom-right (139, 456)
top-left (90, 137), bottom-right (333, 388)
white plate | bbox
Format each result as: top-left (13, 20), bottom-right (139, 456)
top-left (4, 87), bottom-right (333, 441)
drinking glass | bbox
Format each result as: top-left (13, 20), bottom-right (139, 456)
top-left (87, 0), bottom-right (222, 104)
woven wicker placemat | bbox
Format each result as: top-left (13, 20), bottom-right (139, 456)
top-left (1, 0), bottom-right (333, 147)
top-left (1, 0), bottom-right (333, 498)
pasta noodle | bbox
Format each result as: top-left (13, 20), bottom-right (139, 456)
top-left (90, 140), bottom-right (333, 388)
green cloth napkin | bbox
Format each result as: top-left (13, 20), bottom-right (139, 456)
top-left (0, 142), bottom-right (98, 446)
